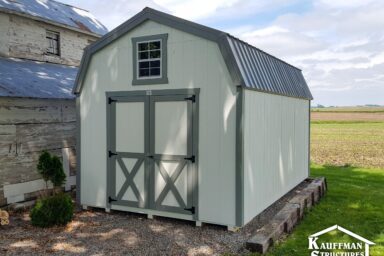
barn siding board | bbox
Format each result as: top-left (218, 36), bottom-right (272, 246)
top-left (0, 98), bottom-right (76, 206)
top-left (0, 98), bottom-right (75, 124)
top-left (242, 89), bottom-right (309, 224)
top-left (15, 122), bottom-right (76, 154)
top-left (80, 20), bottom-right (237, 226)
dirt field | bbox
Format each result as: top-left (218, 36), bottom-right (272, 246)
top-left (311, 107), bottom-right (384, 168)
top-left (312, 106), bottom-right (384, 112)
top-left (311, 111), bottom-right (384, 122)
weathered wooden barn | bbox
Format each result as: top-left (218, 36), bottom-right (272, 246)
top-left (74, 7), bottom-right (313, 229)
top-left (0, 0), bottom-right (107, 206)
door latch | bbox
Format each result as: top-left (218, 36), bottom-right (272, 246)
top-left (108, 196), bottom-right (117, 203)
top-left (184, 206), bottom-right (195, 214)
top-left (184, 95), bottom-right (195, 102)
top-left (184, 156), bottom-right (195, 163)
top-left (108, 151), bottom-right (117, 157)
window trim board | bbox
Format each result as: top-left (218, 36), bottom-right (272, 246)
top-left (132, 34), bottom-right (168, 85)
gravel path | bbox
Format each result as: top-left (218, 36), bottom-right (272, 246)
top-left (0, 181), bottom-right (309, 256)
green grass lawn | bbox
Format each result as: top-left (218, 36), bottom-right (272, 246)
top-left (258, 164), bottom-right (384, 256)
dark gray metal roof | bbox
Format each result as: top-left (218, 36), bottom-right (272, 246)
top-left (227, 35), bottom-right (313, 99)
top-left (74, 7), bottom-right (312, 100)
top-left (0, 57), bottom-right (76, 99)
top-left (0, 0), bottom-right (108, 36)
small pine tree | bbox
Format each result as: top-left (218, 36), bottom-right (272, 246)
top-left (36, 151), bottom-right (66, 194)
top-left (50, 155), bottom-right (66, 187)
top-left (37, 151), bottom-right (54, 191)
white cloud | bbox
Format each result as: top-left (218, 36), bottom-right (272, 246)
top-left (153, 0), bottom-right (239, 20)
top-left (230, 1), bottom-right (384, 105)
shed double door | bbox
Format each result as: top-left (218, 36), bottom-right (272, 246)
top-left (107, 92), bottom-right (197, 216)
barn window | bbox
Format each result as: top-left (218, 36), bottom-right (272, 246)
top-left (46, 30), bottom-right (60, 56)
top-left (132, 34), bottom-right (168, 85)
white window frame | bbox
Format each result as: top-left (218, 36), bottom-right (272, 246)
top-left (132, 34), bottom-right (168, 85)
top-left (136, 39), bottom-right (162, 80)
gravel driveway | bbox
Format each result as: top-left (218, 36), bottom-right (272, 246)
top-left (0, 182), bottom-right (309, 255)
top-left (1, 210), bottom-right (250, 255)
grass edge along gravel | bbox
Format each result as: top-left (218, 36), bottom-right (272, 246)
top-left (250, 164), bottom-right (384, 256)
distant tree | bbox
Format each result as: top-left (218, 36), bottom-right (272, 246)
top-left (316, 104), bottom-right (325, 108)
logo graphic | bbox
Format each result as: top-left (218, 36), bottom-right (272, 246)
top-left (308, 225), bottom-right (375, 256)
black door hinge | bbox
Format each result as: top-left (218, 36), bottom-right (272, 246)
top-left (184, 206), bottom-right (195, 214)
top-left (108, 98), bottom-right (116, 104)
top-left (184, 95), bottom-right (195, 102)
top-left (108, 150), bottom-right (117, 157)
top-left (108, 196), bottom-right (117, 203)
top-left (184, 155), bottom-right (195, 163)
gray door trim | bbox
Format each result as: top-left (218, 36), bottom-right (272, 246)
top-left (106, 88), bottom-right (199, 98)
top-left (155, 160), bottom-right (187, 208)
top-left (106, 95), bottom-right (149, 209)
top-left (235, 86), bottom-right (244, 226)
top-left (149, 93), bottom-right (195, 215)
top-left (106, 88), bottom-right (200, 218)
top-left (115, 157), bottom-right (145, 206)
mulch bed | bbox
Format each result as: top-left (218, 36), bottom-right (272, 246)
top-left (0, 180), bottom-right (310, 255)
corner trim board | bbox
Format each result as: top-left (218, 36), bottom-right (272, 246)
top-left (308, 100), bottom-right (311, 177)
top-left (236, 86), bottom-right (244, 226)
top-left (75, 96), bottom-right (81, 205)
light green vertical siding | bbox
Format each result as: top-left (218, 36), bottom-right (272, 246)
top-left (243, 90), bottom-right (309, 224)
top-left (80, 20), bottom-right (237, 226)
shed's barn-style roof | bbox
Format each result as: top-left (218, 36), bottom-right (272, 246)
top-left (74, 7), bottom-right (312, 100)
top-left (0, 57), bottom-right (76, 99)
top-left (0, 0), bottom-right (108, 36)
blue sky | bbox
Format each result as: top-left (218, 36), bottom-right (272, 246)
top-left (62, 0), bottom-right (384, 106)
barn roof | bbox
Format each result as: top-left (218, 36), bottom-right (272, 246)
top-left (0, 0), bottom-right (108, 36)
top-left (73, 7), bottom-right (312, 100)
top-left (0, 57), bottom-right (76, 99)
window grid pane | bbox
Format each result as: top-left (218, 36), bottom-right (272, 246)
top-left (137, 39), bottom-right (162, 78)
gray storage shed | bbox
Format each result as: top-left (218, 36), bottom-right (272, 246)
top-left (74, 7), bottom-right (313, 229)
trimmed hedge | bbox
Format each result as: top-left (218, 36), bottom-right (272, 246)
top-left (30, 193), bottom-right (73, 227)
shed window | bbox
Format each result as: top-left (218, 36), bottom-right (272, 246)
top-left (132, 34), bottom-right (168, 85)
top-left (46, 30), bottom-right (60, 56)
top-left (137, 40), bottom-right (162, 78)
